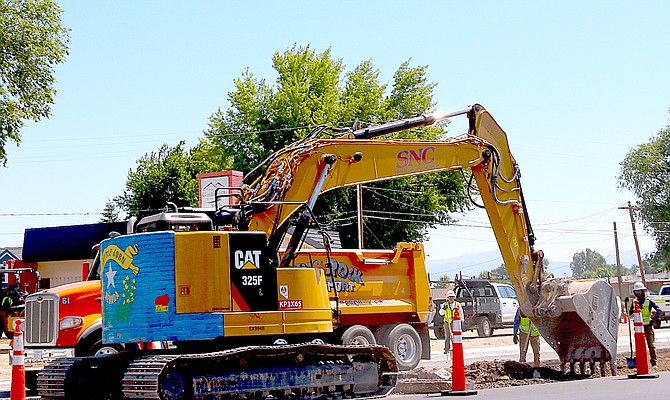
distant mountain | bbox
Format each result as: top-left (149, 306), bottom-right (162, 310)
top-left (425, 249), bottom-right (653, 281)
top-left (425, 249), bottom-right (502, 280)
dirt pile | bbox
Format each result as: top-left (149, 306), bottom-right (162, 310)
top-left (399, 347), bottom-right (670, 391)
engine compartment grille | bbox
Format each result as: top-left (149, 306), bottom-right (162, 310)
top-left (25, 294), bottom-right (58, 345)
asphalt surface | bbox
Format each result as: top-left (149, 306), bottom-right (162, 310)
top-left (1, 325), bottom-right (668, 398)
top-left (391, 372), bottom-right (670, 399)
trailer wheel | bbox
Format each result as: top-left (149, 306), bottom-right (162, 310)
top-left (476, 316), bottom-right (493, 337)
top-left (341, 325), bottom-right (376, 345)
top-left (378, 324), bottom-right (421, 371)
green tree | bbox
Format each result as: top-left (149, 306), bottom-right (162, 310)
top-left (628, 257), bottom-right (662, 277)
top-left (115, 142), bottom-right (202, 216)
top-left (618, 122), bottom-right (670, 271)
top-left (489, 264), bottom-right (510, 279)
top-left (477, 270), bottom-right (491, 279)
top-left (570, 248), bottom-right (608, 278)
top-left (642, 254), bottom-right (663, 275)
top-left (0, 0), bottom-right (70, 165)
top-left (481, 258), bottom-right (551, 281)
top-left (581, 266), bottom-right (615, 279)
top-left (100, 200), bottom-right (120, 223)
top-left (432, 274), bottom-right (451, 288)
top-left (203, 44), bottom-right (470, 248)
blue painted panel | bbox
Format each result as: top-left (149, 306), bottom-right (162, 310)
top-left (101, 231), bottom-right (223, 343)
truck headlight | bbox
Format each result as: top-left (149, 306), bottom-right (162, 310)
top-left (59, 316), bottom-right (84, 330)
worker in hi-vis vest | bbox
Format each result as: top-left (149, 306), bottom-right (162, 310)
top-left (441, 289), bottom-right (461, 361)
top-left (513, 307), bottom-right (540, 368)
top-left (628, 281), bottom-right (662, 368)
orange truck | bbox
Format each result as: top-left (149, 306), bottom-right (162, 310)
top-left (20, 249), bottom-right (117, 389)
top-left (20, 221), bottom-right (136, 388)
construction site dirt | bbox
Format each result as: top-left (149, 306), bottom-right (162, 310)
top-left (2, 325), bottom-right (669, 395)
top-left (398, 349), bottom-right (670, 393)
top-left (397, 324), bottom-right (670, 393)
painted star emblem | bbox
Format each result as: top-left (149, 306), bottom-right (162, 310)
top-left (105, 263), bottom-right (117, 289)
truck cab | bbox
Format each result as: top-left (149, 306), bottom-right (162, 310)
top-left (650, 284), bottom-right (670, 328)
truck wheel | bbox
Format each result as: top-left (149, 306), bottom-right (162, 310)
top-left (341, 325), bottom-right (376, 345)
top-left (476, 316), bottom-right (493, 337)
top-left (90, 341), bottom-right (124, 357)
top-left (379, 324), bottom-right (422, 371)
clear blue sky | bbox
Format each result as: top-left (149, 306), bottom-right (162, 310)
top-left (1, 1), bottom-right (667, 275)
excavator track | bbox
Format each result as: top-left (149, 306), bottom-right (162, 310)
top-left (37, 343), bottom-right (398, 400)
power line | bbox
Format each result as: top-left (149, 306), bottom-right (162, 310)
top-left (0, 212), bottom-right (101, 217)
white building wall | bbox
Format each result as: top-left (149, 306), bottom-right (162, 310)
top-left (38, 260), bottom-right (91, 288)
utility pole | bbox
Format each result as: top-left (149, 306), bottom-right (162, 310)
top-left (357, 184), bottom-right (364, 249)
top-left (351, 119), bottom-right (365, 250)
top-left (619, 201), bottom-right (646, 285)
top-left (613, 222), bottom-right (623, 300)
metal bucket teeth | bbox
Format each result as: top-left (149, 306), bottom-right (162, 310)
top-left (529, 280), bottom-right (619, 376)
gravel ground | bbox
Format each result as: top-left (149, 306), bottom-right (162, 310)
top-left (399, 347), bottom-right (670, 391)
top-left (3, 329), bottom-right (668, 392)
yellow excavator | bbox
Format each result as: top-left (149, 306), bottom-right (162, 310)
top-left (37, 104), bottom-right (618, 399)
top-left (243, 103), bottom-right (619, 375)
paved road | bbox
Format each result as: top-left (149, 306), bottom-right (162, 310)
top-left (1, 326), bottom-right (667, 398)
top-left (391, 371), bottom-right (670, 399)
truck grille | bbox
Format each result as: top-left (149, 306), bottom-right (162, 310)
top-left (25, 294), bottom-right (59, 345)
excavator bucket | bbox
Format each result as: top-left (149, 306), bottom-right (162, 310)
top-left (531, 280), bottom-right (619, 375)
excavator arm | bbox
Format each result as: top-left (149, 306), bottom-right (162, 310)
top-left (233, 104), bottom-right (618, 373)
top-left (470, 108), bottom-right (619, 375)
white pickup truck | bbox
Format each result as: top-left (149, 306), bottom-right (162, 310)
top-left (650, 284), bottom-right (670, 328)
top-left (432, 279), bottom-right (519, 338)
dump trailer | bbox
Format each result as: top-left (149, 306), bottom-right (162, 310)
top-left (291, 243), bottom-right (433, 371)
top-left (37, 104), bottom-right (619, 399)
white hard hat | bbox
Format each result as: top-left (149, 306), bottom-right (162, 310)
top-left (447, 290), bottom-right (456, 297)
top-left (633, 281), bottom-right (646, 291)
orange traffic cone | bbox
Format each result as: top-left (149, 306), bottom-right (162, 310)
top-left (10, 320), bottom-right (26, 400)
top-left (627, 299), bottom-right (658, 379)
top-left (441, 307), bottom-right (477, 396)
top-left (620, 310), bottom-right (628, 324)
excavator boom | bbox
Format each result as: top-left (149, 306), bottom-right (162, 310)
top-left (240, 104), bottom-right (618, 373)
